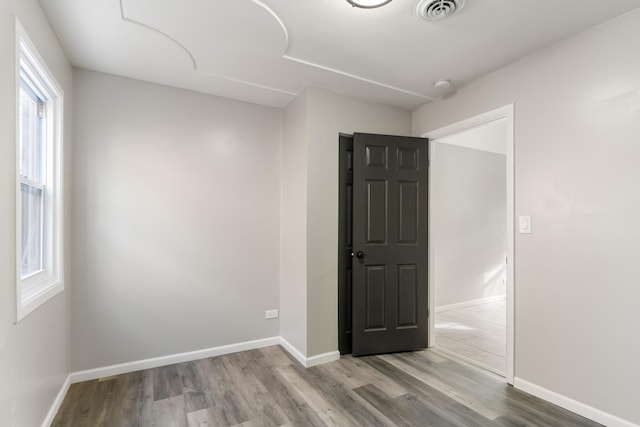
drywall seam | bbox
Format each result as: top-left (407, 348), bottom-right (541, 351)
top-left (119, 0), bottom-right (196, 68)
top-left (283, 54), bottom-right (436, 101)
top-left (118, 0), bottom-right (296, 96)
top-left (253, 0), bottom-right (437, 101)
top-left (250, 0), bottom-right (289, 47)
top-left (119, 0), bottom-right (432, 102)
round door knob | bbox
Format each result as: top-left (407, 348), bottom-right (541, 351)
top-left (356, 251), bottom-right (365, 259)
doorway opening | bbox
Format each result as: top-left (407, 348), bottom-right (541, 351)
top-left (424, 105), bottom-right (515, 384)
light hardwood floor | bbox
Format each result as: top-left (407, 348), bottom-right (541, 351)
top-left (52, 344), bottom-right (600, 426)
top-left (435, 299), bottom-right (506, 375)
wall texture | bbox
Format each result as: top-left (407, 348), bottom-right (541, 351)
top-left (305, 87), bottom-right (412, 356)
top-left (281, 89), bottom-right (309, 355)
top-left (0, 1), bottom-right (73, 426)
top-left (432, 143), bottom-right (506, 307)
top-left (71, 70), bottom-right (282, 371)
top-left (413, 9), bottom-right (640, 424)
top-left (281, 87), bottom-right (412, 358)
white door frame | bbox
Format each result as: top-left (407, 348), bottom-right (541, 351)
top-left (423, 104), bottom-right (515, 385)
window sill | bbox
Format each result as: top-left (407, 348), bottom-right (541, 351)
top-left (17, 279), bottom-right (64, 322)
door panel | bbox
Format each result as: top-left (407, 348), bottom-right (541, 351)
top-left (352, 133), bottom-right (428, 356)
top-left (398, 182), bottom-right (419, 244)
top-left (365, 265), bottom-right (387, 330)
top-left (366, 145), bottom-right (388, 168)
top-left (398, 147), bottom-right (419, 170)
top-left (366, 180), bottom-right (388, 244)
top-left (397, 265), bottom-right (418, 328)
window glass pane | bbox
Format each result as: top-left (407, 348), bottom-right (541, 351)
top-left (16, 24), bottom-right (64, 320)
top-left (21, 183), bottom-right (43, 277)
top-left (19, 83), bottom-right (42, 182)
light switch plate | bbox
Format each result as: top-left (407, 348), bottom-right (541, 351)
top-left (519, 215), bottom-right (532, 234)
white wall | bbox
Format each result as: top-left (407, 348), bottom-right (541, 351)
top-left (305, 87), bottom-right (412, 356)
top-left (281, 87), bottom-right (412, 358)
top-left (433, 143), bottom-right (506, 307)
top-left (71, 70), bottom-right (282, 371)
top-left (0, 1), bottom-right (72, 426)
top-left (281, 89), bottom-right (309, 355)
top-left (413, 9), bottom-right (640, 424)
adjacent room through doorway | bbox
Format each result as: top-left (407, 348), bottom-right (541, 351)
top-left (430, 118), bottom-right (509, 376)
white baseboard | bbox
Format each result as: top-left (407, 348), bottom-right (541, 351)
top-left (278, 337), bottom-right (340, 368)
top-left (436, 294), bottom-right (506, 313)
top-left (45, 336), bottom-right (340, 426)
top-left (69, 336), bottom-right (280, 383)
top-left (45, 338), bottom-right (639, 427)
top-left (514, 378), bottom-right (639, 427)
top-left (278, 336), bottom-right (307, 366)
top-left (305, 350), bottom-right (340, 367)
top-left (41, 374), bottom-right (71, 427)
top-left (67, 335), bottom-right (340, 384)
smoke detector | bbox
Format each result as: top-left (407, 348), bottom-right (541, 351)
top-left (416, 0), bottom-right (465, 21)
top-left (433, 79), bottom-right (451, 91)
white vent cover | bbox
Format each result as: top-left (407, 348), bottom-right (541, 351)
top-left (416, 0), bottom-right (465, 21)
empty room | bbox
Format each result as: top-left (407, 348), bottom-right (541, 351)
top-left (2, 0), bottom-right (640, 426)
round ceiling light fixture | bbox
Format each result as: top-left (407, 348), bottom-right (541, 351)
top-left (347, 0), bottom-right (393, 9)
top-left (416, 0), bottom-right (465, 21)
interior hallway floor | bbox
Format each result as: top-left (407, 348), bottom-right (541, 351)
top-left (435, 298), bottom-right (506, 375)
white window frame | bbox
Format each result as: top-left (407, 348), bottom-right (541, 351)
top-left (15, 19), bottom-right (64, 321)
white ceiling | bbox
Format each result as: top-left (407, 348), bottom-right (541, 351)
top-left (40, 0), bottom-right (640, 110)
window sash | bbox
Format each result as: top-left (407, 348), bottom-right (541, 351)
top-left (15, 18), bottom-right (64, 321)
top-left (18, 80), bottom-right (45, 184)
top-left (18, 71), bottom-right (47, 280)
top-left (20, 181), bottom-right (44, 278)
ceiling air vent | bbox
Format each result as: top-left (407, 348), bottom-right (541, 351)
top-left (416, 0), bottom-right (465, 21)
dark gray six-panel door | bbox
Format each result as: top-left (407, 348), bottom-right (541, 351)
top-left (351, 133), bottom-right (429, 356)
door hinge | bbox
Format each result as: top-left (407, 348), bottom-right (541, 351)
top-left (38, 103), bottom-right (46, 119)
top-left (427, 308), bottom-right (430, 318)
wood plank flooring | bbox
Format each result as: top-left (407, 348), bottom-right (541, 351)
top-left (435, 299), bottom-right (507, 375)
top-left (52, 345), bottom-right (600, 426)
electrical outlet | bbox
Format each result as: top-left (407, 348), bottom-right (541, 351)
top-left (265, 309), bottom-right (279, 320)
